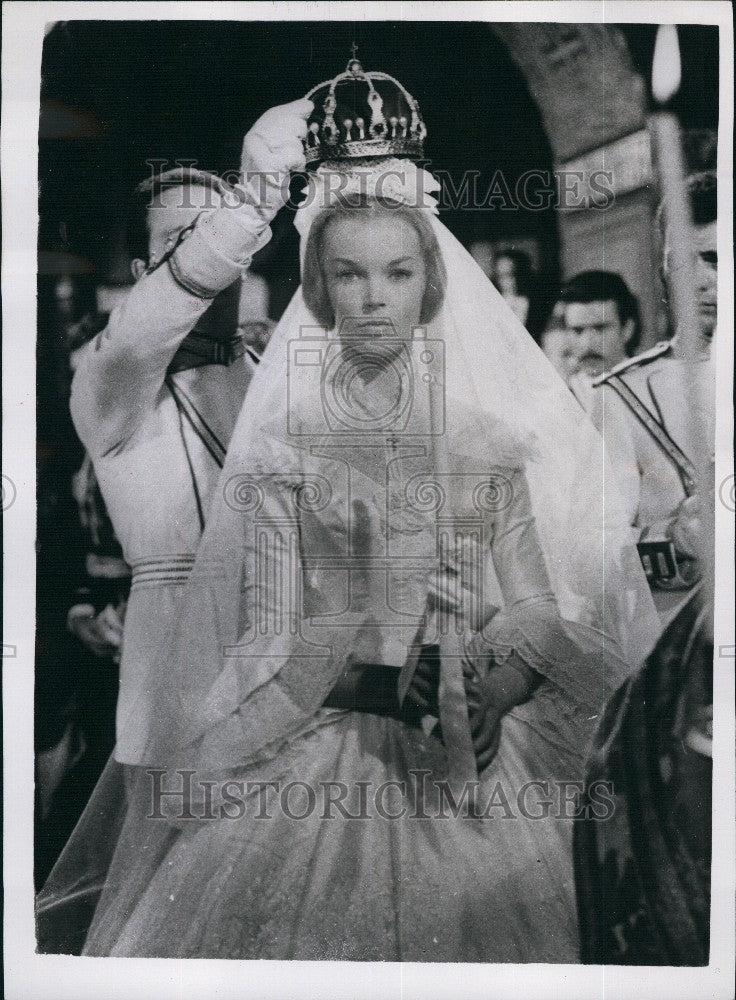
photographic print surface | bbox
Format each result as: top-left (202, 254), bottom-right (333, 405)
top-left (2, 4), bottom-right (734, 999)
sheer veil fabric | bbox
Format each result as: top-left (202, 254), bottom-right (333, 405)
top-left (129, 162), bottom-right (658, 772)
top-left (37, 160), bottom-right (660, 959)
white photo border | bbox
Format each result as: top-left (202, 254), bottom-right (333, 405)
top-left (2, 3), bottom-right (733, 998)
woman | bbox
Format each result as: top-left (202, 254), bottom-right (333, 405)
top-left (493, 248), bottom-right (550, 340)
top-left (42, 148), bottom-right (655, 959)
top-left (38, 81), bottom-right (660, 951)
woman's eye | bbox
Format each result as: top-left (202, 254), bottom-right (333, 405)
top-left (389, 269), bottom-right (412, 280)
top-left (335, 270), bottom-right (358, 280)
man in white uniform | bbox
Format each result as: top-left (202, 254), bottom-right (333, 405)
top-left (70, 100), bottom-right (311, 763)
top-left (590, 172), bottom-right (717, 625)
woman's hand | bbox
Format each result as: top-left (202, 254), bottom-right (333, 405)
top-left (462, 633), bottom-right (541, 771)
top-left (462, 663), bottom-right (504, 771)
top-left (464, 682), bottom-right (504, 771)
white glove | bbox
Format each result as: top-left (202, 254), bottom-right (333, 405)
top-left (667, 494), bottom-right (705, 561)
top-left (240, 98), bottom-right (313, 222)
top-left (167, 98), bottom-right (313, 296)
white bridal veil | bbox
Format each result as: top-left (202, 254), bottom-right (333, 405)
top-left (127, 159), bottom-right (660, 775)
top-left (37, 158), bottom-right (661, 950)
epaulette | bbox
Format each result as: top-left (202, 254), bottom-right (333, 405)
top-left (592, 340), bottom-right (672, 387)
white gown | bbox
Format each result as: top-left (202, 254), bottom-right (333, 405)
top-left (82, 379), bottom-right (630, 962)
top-left (42, 160), bottom-right (658, 962)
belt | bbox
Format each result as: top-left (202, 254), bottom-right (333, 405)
top-left (322, 657), bottom-right (435, 729)
top-left (166, 332), bottom-right (247, 374)
top-left (130, 555), bottom-right (196, 591)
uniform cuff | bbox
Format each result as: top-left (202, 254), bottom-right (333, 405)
top-left (168, 204), bottom-right (272, 299)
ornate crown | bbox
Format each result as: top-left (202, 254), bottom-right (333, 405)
top-left (304, 50), bottom-right (427, 167)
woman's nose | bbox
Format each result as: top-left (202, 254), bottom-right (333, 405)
top-left (362, 278), bottom-right (386, 312)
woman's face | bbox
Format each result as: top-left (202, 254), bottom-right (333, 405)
top-left (322, 213), bottom-right (427, 354)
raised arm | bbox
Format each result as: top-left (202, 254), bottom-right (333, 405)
top-left (71, 99), bottom-right (311, 458)
top-left (70, 211), bottom-right (267, 457)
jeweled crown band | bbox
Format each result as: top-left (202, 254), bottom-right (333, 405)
top-left (305, 136), bottom-right (425, 166)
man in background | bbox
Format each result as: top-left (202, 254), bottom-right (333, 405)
top-left (575, 173), bottom-right (717, 965)
top-left (559, 269), bottom-right (641, 389)
top-left (70, 100), bottom-right (311, 765)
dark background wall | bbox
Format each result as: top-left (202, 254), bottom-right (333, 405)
top-left (38, 20), bottom-right (718, 323)
top-left (39, 21), bottom-right (558, 289)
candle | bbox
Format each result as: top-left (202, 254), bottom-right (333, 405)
top-left (647, 24), bottom-right (714, 621)
top-left (648, 25), bottom-right (700, 361)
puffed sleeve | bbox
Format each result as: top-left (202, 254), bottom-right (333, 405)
top-left (480, 465), bottom-right (632, 709)
top-left (488, 466), bottom-right (556, 610)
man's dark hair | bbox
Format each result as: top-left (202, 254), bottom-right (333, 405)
top-left (559, 269), bottom-right (641, 355)
top-left (687, 171), bottom-right (717, 226)
top-left (655, 171), bottom-right (717, 244)
top-left (125, 166), bottom-right (227, 261)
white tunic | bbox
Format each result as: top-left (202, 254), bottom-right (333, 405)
top-left (582, 347), bottom-right (714, 626)
top-left (71, 230), bottom-right (263, 763)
